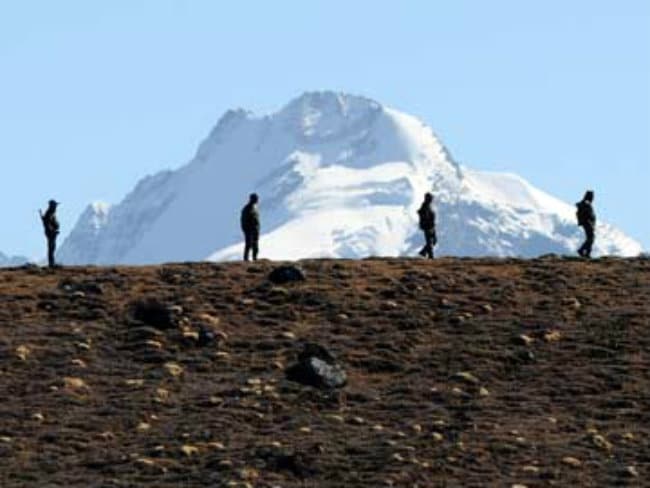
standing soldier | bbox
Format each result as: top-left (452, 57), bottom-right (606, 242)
top-left (576, 190), bottom-right (596, 258)
top-left (417, 192), bottom-right (437, 259)
top-left (39, 199), bottom-right (60, 268)
top-left (241, 193), bottom-right (260, 261)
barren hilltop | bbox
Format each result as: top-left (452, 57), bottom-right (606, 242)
top-left (0, 257), bottom-right (648, 487)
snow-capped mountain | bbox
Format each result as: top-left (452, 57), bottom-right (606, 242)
top-left (0, 251), bottom-right (27, 267)
top-left (58, 91), bottom-right (642, 264)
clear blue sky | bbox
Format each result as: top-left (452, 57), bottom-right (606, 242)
top-left (1, 0), bottom-right (648, 258)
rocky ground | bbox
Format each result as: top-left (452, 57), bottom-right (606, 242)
top-left (0, 257), bottom-right (648, 487)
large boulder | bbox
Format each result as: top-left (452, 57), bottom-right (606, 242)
top-left (285, 343), bottom-right (347, 389)
top-left (268, 265), bottom-right (306, 285)
top-left (129, 298), bottom-right (176, 330)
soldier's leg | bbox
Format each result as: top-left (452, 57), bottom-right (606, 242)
top-left (425, 231), bottom-right (434, 259)
top-left (252, 231), bottom-right (259, 261)
top-left (243, 233), bottom-right (251, 261)
top-left (418, 231), bottom-right (427, 257)
top-left (577, 226), bottom-right (587, 256)
top-left (585, 225), bottom-right (595, 258)
top-left (47, 237), bottom-right (55, 267)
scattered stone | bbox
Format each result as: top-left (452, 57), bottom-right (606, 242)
top-left (32, 412), bottom-right (45, 422)
top-left (590, 433), bottom-right (613, 451)
top-left (15, 345), bottom-right (30, 361)
top-left (71, 358), bottom-right (87, 368)
top-left (198, 313), bottom-right (220, 326)
top-left (137, 422), bottom-right (151, 431)
top-left (562, 297), bottom-right (581, 310)
top-left (451, 371), bottom-right (479, 385)
top-left (181, 444), bottom-right (199, 457)
top-left (521, 465), bottom-right (539, 473)
top-left (268, 265), bottom-right (306, 284)
top-left (75, 341), bottom-right (91, 351)
top-left (440, 298), bottom-right (454, 309)
top-left (543, 330), bottom-right (562, 342)
top-left (432, 432), bottom-right (444, 442)
top-left (481, 304), bottom-right (493, 313)
top-left (623, 465), bottom-right (639, 478)
top-left (164, 362), bottom-right (184, 378)
top-left (479, 387), bottom-right (490, 397)
top-left (285, 343), bottom-right (347, 389)
top-left (562, 456), bottom-right (582, 468)
top-left (64, 377), bottom-right (89, 391)
top-left (152, 388), bottom-right (169, 403)
top-left (513, 334), bottom-right (534, 346)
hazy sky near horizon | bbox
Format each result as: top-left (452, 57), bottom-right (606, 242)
top-left (1, 0), bottom-right (648, 258)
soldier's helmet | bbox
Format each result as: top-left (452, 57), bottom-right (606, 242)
top-left (249, 193), bottom-right (259, 204)
top-left (48, 199), bottom-right (59, 208)
top-left (424, 192), bottom-right (433, 203)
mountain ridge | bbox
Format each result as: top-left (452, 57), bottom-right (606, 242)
top-left (58, 91), bottom-right (642, 264)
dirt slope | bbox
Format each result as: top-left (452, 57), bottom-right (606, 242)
top-left (0, 257), bottom-right (648, 487)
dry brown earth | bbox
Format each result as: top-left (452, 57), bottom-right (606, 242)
top-left (0, 257), bottom-right (648, 487)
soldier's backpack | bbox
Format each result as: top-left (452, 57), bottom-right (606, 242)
top-left (576, 201), bottom-right (589, 226)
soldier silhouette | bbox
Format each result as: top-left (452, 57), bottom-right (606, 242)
top-left (241, 193), bottom-right (260, 261)
top-left (417, 192), bottom-right (437, 259)
top-left (39, 199), bottom-right (60, 268)
top-left (576, 190), bottom-right (596, 258)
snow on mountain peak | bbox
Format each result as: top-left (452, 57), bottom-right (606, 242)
top-left (278, 91), bottom-right (383, 141)
top-left (59, 91), bottom-right (643, 264)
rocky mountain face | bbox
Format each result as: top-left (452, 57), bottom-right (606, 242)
top-left (58, 92), bottom-right (642, 264)
top-left (1, 258), bottom-right (648, 486)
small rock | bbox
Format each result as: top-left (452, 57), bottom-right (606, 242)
top-left (125, 379), bottom-right (145, 388)
top-left (562, 297), bottom-right (581, 310)
top-left (562, 456), bottom-right (582, 468)
top-left (32, 412), bottom-right (45, 422)
top-left (199, 313), bottom-right (221, 327)
top-left (15, 345), bottom-right (30, 361)
top-left (451, 371), bottom-right (479, 385)
top-left (624, 465), bottom-right (639, 478)
top-left (432, 432), bottom-right (444, 442)
top-left (590, 433), bottom-right (613, 451)
top-left (71, 358), bottom-right (87, 368)
top-left (479, 387), bottom-right (490, 397)
top-left (481, 304), bottom-right (493, 313)
top-left (440, 298), bottom-right (454, 309)
top-left (164, 362), bottom-right (184, 377)
top-left (543, 330), bottom-right (562, 342)
top-left (513, 334), bottom-right (534, 346)
top-left (521, 465), bottom-right (539, 473)
top-left (64, 377), bottom-right (89, 391)
top-left (181, 445), bottom-right (199, 457)
top-left (137, 422), bottom-right (151, 431)
top-left (285, 343), bottom-right (347, 389)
